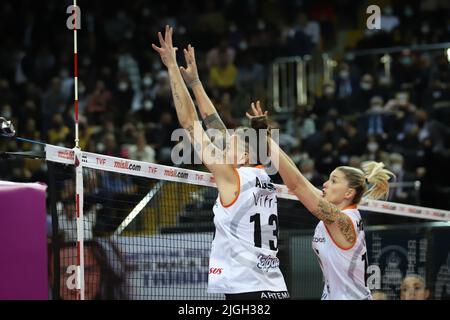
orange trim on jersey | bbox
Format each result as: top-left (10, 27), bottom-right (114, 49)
top-left (324, 206), bottom-right (358, 251)
top-left (254, 165), bottom-right (264, 169)
top-left (220, 167), bottom-right (241, 208)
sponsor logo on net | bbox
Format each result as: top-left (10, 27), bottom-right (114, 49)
top-left (164, 168), bottom-right (189, 179)
top-left (114, 160), bottom-right (142, 172)
top-left (257, 254), bottom-right (280, 271)
top-left (148, 166), bottom-right (158, 174)
top-left (96, 157), bottom-right (106, 166)
top-left (57, 150), bottom-right (75, 160)
top-left (209, 267), bottom-right (223, 275)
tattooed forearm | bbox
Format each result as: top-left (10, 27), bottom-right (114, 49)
top-left (202, 112), bottom-right (227, 150)
top-left (313, 198), bottom-right (340, 224)
top-left (337, 215), bottom-right (356, 244)
top-left (171, 81), bottom-right (182, 106)
top-left (185, 125), bottom-right (194, 138)
top-left (203, 113), bottom-right (227, 131)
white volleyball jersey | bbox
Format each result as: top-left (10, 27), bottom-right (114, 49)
top-left (312, 205), bottom-right (372, 300)
top-left (207, 166), bottom-right (288, 294)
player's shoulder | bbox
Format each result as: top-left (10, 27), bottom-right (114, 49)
top-left (341, 207), bottom-right (361, 221)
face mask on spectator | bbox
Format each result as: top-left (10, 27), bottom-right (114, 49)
top-left (118, 82), bottom-right (129, 91)
top-left (3, 111), bottom-right (11, 118)
top-left (392, 163), bottom-right (403, 173)
top-left (360, 82), bottom-right (373, 90)
top-left (143, 77), bottom-right (153, 87)
top-left (400, 56), bottom-right (412, 66)
top-left (397, 94), bottom-right (408, 105)
top-left (368, 142), bottom-right (378, 153)
top-left (324, 87), bottom-right (335, 96)
top-left (144, 100), bottom-right (153, 110)
top-left (421, 24), bottom-right (430, 34)
top-left (432, 91), bottom-right (441, 99)
top-left (339, 70), bottom-right (349, 79)
top-left (79, 85), bottom-right (86, 94)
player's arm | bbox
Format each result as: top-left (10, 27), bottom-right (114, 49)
top-left (249, 102), bottom-right (355, 247)
top-left (270, 136), bottom-right (356, 246)
top-left (179, 44), bottom-right (230, 148)
top-left (152, 26), bottom-right (238, 205)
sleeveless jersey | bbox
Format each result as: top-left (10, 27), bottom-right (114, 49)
top-left (207, 166), bottom-right (288, 294)
top-left (312, 206), bottom-right (372, 300)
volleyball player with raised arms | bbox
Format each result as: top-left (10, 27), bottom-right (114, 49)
top-left (152, 26), bottom-right (288, 300)
top-left (247, 102), bottom-right (395, 300)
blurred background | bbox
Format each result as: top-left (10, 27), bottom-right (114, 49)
top-left (1, 0), bottom-right (449, 208)
top-left (0, 0), bottom-right (450, 300)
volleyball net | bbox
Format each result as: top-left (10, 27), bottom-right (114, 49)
top-left (45, 144), bottom-right (450, 300)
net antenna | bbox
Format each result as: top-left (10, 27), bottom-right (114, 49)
top-left (114, 181), bottom-right (164, 235)
top-left (72, 0), bottom-right (85, 301)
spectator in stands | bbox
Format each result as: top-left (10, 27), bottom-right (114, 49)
top-left (48, 113), bottom-right (70, 146)
top-left (294, 13), bottom-right (321, 50)
top-left (102, 132), bottom-right (122, 158)
top-left (127, 130), bottom-right (156, 163)
top-left (41, 77), bottom-right (66, 131)
top-left (86, 80), bottom-right (113, 125)
top-left (380, 5), bottom-right (400, 33)
top-left (286, 104), bottom-right (316, 141)
top-left (350, 74), bottom-right (379, 115)
top-left (300, 158), bottom-right (324, 188)
top-left (314, 81), bottom-right (338, 121)
top-left (334, 62), bottom-right (357, 100)
top-left (209, 49), bottom-right (238, 94)
top-left (206, 37), bottom-right (236, 70)
top-left (387, 153), bottom-right (411, 203)
top-left (400, 274), bottom-right (430, 300)
top-left (365, 96), bottom-right (387, 137)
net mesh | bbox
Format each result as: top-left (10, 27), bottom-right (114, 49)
top-left (48, 149), bottom-right (450, 300)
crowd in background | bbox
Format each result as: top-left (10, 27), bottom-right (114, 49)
top-left (0, 0), bottom-right (449, 209)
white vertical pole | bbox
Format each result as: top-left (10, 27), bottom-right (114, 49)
top-left (73, 0), bottom-right (84, 301)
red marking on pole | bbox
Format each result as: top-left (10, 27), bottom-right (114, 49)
top-left (74, 53), bottom-right (78, 77)
top-left (75, 100), bottom-right (79, 121)
top-left (76, 194), bottom-right (80, 217)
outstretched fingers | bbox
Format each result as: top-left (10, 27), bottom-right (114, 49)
top-left (256, 101), bottom-right (263, 115)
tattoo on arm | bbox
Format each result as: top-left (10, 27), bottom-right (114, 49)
top-left (203, 113), bottom-right (227, 131)
top-left (186, 125), bottom-right (194, 138)
top-left (171, 81), bottom-right (182, 106)
top-left (203, 112), bottom-right (227, 150)
top-left (313, 199), bottom-right (356, 244)
top-left (337, 215), bottom-right (356, 244)
top-left (313, 198), bottom-right (340, 224)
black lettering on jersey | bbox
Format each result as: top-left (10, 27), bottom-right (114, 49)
top-left (255, 177), bottom-right (275, 191)
top-left (312, 237), bottom-right (326, 243)
top-left (253, 193), bottom-right (275, 208)
top-left (357, 219), bottom-right (364, 232)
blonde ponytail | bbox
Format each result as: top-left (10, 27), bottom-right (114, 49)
top-left (361, 161), bottom-right (395, 200)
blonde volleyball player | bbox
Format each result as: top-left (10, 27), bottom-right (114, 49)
top-left (247, 102), bottom-right (394, 300)
top-left (152, 26), bottom-right (288, 300)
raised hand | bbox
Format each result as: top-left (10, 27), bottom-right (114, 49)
top-left (151, 25), bottom-right (178, 68)
top-left (180, 44), bottom-right (200, 86)
top-left (246, 101), bottom-right (268, 120)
